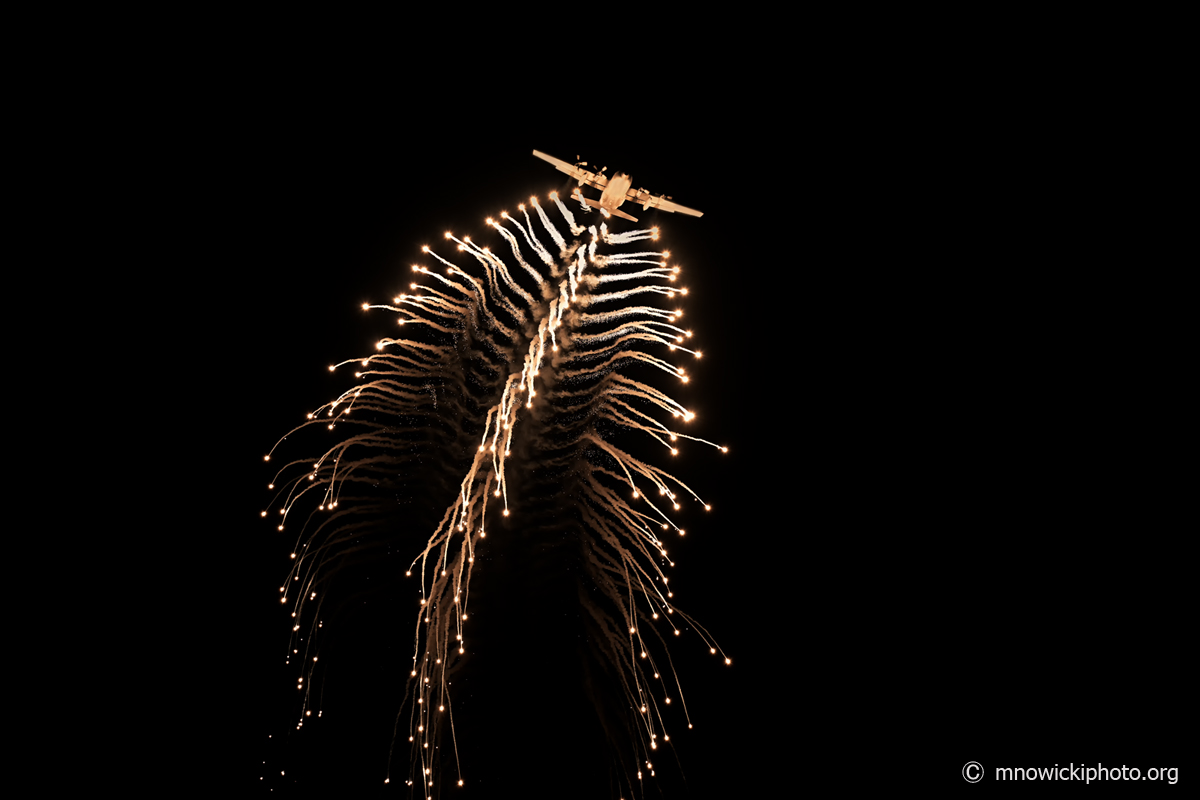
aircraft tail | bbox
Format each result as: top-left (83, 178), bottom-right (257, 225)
top-left (580, 196), bottom-right (638, 222)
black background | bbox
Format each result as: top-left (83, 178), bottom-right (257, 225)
top-left (212, 102), bottom-right (789, 797)
top-left (168, 61), bottom-right (1190, 795)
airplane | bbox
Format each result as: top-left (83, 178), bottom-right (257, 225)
top-left (532, 150), bottom-right (703, 222)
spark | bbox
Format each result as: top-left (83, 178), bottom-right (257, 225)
top-left (264, 179), bottom-right (728, 794)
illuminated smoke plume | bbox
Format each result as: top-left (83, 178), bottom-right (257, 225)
top-left (263, 188), bottom-right (729, 796)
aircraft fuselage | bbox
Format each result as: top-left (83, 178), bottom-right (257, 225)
top-left (599, 173), bottom-right (633, 213)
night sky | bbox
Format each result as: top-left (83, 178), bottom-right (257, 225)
top-left (212, 106), bottom-right (785, 797)
top-left (193, 82), bottom-right (1188, 795)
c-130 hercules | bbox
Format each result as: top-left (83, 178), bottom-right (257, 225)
top-left (533, 150), bottom-right (703, 222)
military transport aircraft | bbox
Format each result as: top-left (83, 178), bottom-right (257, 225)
top-left (532, 150), bottom-right (703, 222)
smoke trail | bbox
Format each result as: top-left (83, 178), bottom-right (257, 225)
top-left (264, 190), bottom-right (728, 796)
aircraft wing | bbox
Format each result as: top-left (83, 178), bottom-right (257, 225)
top-left (650, 197), bottom-right (703, 217)
top-left (533, 150), bottom-right (606, 188)
top-left (628, 189), bottom-right (703, 218)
